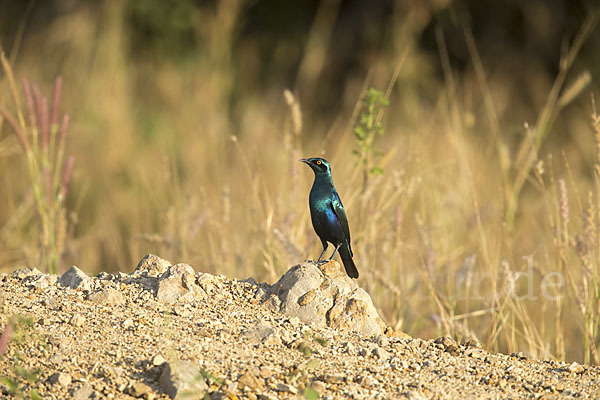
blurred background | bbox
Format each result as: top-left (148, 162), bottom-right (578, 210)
top-left (1, 0), bottom-right (600, 363)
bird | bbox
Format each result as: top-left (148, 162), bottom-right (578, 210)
top-left (300, 157), bottom-right (359, 278)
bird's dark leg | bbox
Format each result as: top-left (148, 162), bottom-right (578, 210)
top-left (327, 243), bottom-right (342, 261)
top-left (316, 240), bottom-right (328, 264)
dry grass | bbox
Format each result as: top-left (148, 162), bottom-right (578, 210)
top-left (1, 2), bottom-right (600, 363)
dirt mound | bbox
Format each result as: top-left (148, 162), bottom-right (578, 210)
top-left (0, 255), bottom-right (598, 399)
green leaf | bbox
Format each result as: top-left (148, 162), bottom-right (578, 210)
top-left (354, 126), bottom-right (365, 139)
top-left (0, 376), bottom-right (18, 394)
top-left (370, 166), bottom-right (384, 175)
top-left (306, 359), bottom-right (320, 369)
top-left (303, 387), bottom-right (320, 400)
top-left (296, 342), bottom-right (313, 357)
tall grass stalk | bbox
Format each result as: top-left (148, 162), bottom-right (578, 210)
top-left (0, 51), bottom-right (73, 274)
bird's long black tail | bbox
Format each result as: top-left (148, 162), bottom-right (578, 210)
top-left (339, 244), bottom-right (359, 279)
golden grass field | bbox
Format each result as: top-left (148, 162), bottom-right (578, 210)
top-left (1, 1), bottom-right (600, 364)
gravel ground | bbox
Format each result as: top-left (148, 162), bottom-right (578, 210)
top-left (0, 261), bottom-right (598, 400)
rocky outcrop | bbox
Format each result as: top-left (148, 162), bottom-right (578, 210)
top-left (127, 255), bottom-right (386, 336)
top-left (265, 261), bottom-right (386, 336)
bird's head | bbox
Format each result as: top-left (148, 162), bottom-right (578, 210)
top-left (300, 157), bottom-right (331, 176)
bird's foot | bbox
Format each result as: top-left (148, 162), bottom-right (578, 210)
top-left (314, 259), bottom-right (329, 265)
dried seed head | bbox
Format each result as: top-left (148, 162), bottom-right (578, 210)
top-left (583, 190), bottom-right (596, 245)
top-left (558, 179), bottom-right (570, 224)
top-left (283, 89), bottom-right (302, 136)
top-left (497, 258), bottom-right (515, 299)
top-left (558, 70), bottom-right (591, 108)
top-left (535, 160), bottom-right (545, 177)
top-left (592, 111), bottom-right (600, 169)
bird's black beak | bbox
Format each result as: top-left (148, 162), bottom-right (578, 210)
top-left (299, 158), bottom-right (310, 165)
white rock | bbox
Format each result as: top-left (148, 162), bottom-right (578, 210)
top-left (133, 254), bottom-right (172, 277)
top-left (156, 264), bottom-right (204, 304)
top-left (268, 261), bottom-right (385, 335)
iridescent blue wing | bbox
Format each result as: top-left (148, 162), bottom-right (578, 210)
top-left (331, 191), bottom-right (353, 256)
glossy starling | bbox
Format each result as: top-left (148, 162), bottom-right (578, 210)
top-left (301, 157), bottom-right (359, 278)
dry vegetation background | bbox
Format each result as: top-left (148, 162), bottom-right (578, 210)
top-left (1, 0), bottom-right (600, 364)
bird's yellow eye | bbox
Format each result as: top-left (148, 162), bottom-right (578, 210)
top-left (316, 160), bottom-right (322, 165)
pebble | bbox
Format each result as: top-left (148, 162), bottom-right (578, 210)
top-left (276, 382), bottom-right (298, 394)
top-left (568, 362), bottom-right (584, 374)
top-left (69, 313), bottom-right (85, 327)
top-left (151, 354), bottom-right (166, 366)
top-left (48, 372), bottom-right (72, 387)
top-left (372, 346), bottom-right (391, 360)
top-left (128, 382), bottom-right (154, 399)
top-left (311, 380), bottom-right (327, 394)
top-left (87, 288), bottom-right (125, 305)
top-left (72, 383), bottom-right (94, 400)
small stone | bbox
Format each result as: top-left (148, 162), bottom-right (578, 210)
top-left (257, 393), bottom-right (278, 400)
top-left (210, 391), bottom-right (228, 400)
top-left (372, 346), bottom-right (391, 360)
top-left (11, 267), bottom-right (42, 280)
top-left (49, 372), bottom-right (72, 387)
top-left (69, 314), bottom-right (85, 327)
top-left (60, 266), bottom-right (92, 290)
top-left (49, 352), bottom-right (66, 364)
top-left (434, 336), bottom-right (460, 356)
top-left (434, 336), bottom-right (455, 347)
top-left (133, 254), bottom-right (172, 277)
top-left (243, 322), bottom-right (280, 345)
top-left (258, 366), bottom-right (273, 378)
top-left (87, 288), bottom-right (125, 305)
top-left (238, 371), bottom-right (264, 390)
top-left (263, 294), bottom-right (281, 312)
top-left (276, 383), bottom-right (297, 394)
top-left (128, 382), bottom-right (154, 398)
top-left (156, 264), bottom-right (204, 304)
top-left (102, 366), bottom-right (124, 378)
top-left (466, 348), bottom-right (485, 359)
top-left (311, 380), bottom-right (326, 395)
top-left (23, 274), bottom-right (58, 290)
top-left (152, 354), bottom-right (166, 366)
top-left (344, 342), bottom-right (356, 355)
top-left (510, 352), bottom-right (527, 360)
top-left (568, 362), bottom-right (584, 374)
top-left (445, 344), bottom-right (460, 356)
top-left (38, 318), bottom-right (51, 326)
top-left (357, 375), bottom-right (379, 387)
top-left (122, 318), bottom-right (134, 329)
top-left (160, 360), bottom-right (208, 398)
top-left (196, 272), bottom-right (219, 292)
top-left (405, 390), bottom-right (428, 400)
top-left (462, 339), bottom-right (481, 348)
top-left (72, 383), bottom-right (94, 400)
